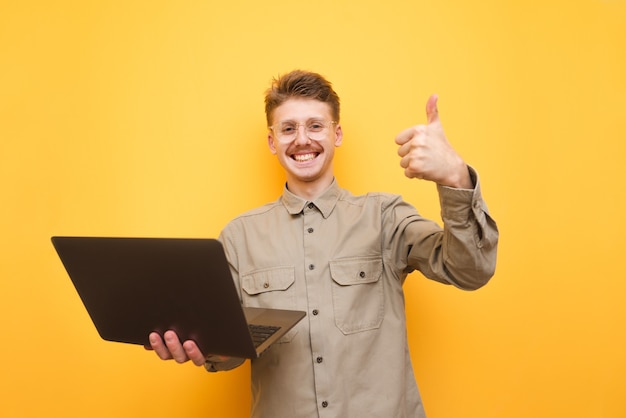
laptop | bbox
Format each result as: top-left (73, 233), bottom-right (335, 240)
top-left (51, 236), bottom-right (306, 359)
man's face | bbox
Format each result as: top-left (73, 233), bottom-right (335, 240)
top-left (268, 98), bottom-right (342, 189)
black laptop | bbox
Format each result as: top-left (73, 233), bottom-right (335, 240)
top-left (51, 236), bottom-right (305, 359)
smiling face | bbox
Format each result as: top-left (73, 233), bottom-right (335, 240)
top-left (268, 98), bottom-right (343, 199)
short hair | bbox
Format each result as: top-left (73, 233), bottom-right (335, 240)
top-left (264, 70), bottom-right (340, 127)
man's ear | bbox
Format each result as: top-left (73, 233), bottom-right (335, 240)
top-left (268, 131), bottom-right (277, 154)
top-left (334, 124), bottom-right (343, 147)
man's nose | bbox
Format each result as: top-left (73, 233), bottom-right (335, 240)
top-left (294, 125), bottom-right (311, 145)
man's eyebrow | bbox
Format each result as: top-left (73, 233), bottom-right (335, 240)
top-left (277, 117), bottom-right (325, 124)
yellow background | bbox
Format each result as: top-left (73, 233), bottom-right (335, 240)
top-left (1, 0), bottom-right (625, 417)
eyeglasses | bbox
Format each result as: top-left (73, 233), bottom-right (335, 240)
top-left (269, 119), bottom-right (337, 142)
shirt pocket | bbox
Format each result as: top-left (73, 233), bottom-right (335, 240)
top-left (241, 266), bottom-right (298, 343)
top-left (329, 257), bottom-right (384, 335)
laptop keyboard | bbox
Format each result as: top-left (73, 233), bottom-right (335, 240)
top-left (248, 324), bottom-right (281, 348)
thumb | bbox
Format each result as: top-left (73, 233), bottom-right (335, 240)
top-left (426, 94), bottom-right (439, 124)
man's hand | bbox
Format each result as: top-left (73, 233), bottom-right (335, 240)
top-left (146, 330), bottom-right (209, 367)
top-left (395, 95), bottom-right (472, 189)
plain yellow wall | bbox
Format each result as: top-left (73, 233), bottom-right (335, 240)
top-left (1, 0), bottom-right (625, 417)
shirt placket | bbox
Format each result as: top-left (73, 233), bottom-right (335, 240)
top-left (302, 201), bottom-right (332, 416)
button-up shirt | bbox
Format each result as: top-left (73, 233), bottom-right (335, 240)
top-left (218, 168), bottom-right (498, 418)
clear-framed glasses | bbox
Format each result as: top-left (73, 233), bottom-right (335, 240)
top-left (269, 119), bottom-right (337, 142)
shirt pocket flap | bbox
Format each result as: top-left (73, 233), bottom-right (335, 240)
top-left (241, 266), bottom-right (295, 295)
top-left (330, 257), bottom-right (383, 286)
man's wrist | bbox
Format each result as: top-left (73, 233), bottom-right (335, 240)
top-left (440, 164), bottom-right (474, 189)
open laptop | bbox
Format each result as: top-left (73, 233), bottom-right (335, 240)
top-left (51, 236), bottom-right (306, 359)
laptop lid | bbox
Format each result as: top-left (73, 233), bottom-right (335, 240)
top-left (51, 236), bottom-right (305, 359)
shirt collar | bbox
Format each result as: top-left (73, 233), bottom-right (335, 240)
top-left (281, 179), bottom-right (341, 219)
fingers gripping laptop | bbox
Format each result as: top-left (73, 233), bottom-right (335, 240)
top-left (51, 237), bottom-right (305, 359)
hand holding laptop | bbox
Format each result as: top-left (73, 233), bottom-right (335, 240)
top-left (146, 330), bottom-right (209, 366)
top-left (146, 330), bottom-right (244, 371)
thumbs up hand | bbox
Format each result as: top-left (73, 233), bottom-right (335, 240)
top-left (395, 95), bottom-right (473, 189)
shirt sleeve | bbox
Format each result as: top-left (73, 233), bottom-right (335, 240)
top-left (401, 166), bottom-right (499, 290)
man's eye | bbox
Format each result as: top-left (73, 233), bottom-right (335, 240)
top-left (281, 126), bottom-right (296, 134)
top-left (308, 123), bottom-right (324, 131)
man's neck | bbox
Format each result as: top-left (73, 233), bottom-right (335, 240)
top-left (286, 177), bottom-right (334, 201)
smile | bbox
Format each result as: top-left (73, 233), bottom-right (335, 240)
top-left (292, 152), bottom-right (319, 162)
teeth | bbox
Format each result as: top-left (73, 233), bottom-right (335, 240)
top-left (294, 153), bottom-right (317, 162)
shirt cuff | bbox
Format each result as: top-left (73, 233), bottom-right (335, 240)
top-left (204, 356), bottom-right (245, 373)
top-left (437, 166), bottom-right (487, 224)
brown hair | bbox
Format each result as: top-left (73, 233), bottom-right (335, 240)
top-left (264, 70), bottom-right (340, 126)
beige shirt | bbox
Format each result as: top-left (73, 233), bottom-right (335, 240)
top-left (218, 168), bottom-right (498, 418)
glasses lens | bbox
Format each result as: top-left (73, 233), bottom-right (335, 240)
top-left (307, 121), bottom-right (327, 140)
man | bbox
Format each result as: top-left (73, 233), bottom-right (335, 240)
top-left (148, 70), bottom-right (498, 417)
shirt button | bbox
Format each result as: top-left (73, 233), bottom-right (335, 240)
top-left (312, 309), bottom-right (319, 315)
top-left (309, 264), bottom-right (315, 270)
top-left (307, 227), bottom-right (314, 233)
top-left (316, 356), bottom-right (323, 363)
top-left (308, 203), bottom-right (315, 209)
top-left (322, 401), bottom-right (328, 408)
top-left (359, 271), bottom-right (366, 278)
top-left (263, 282), bottom-right (269, 288)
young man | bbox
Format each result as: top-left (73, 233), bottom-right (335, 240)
top-left (149, 70), bottom-right (498, 417)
